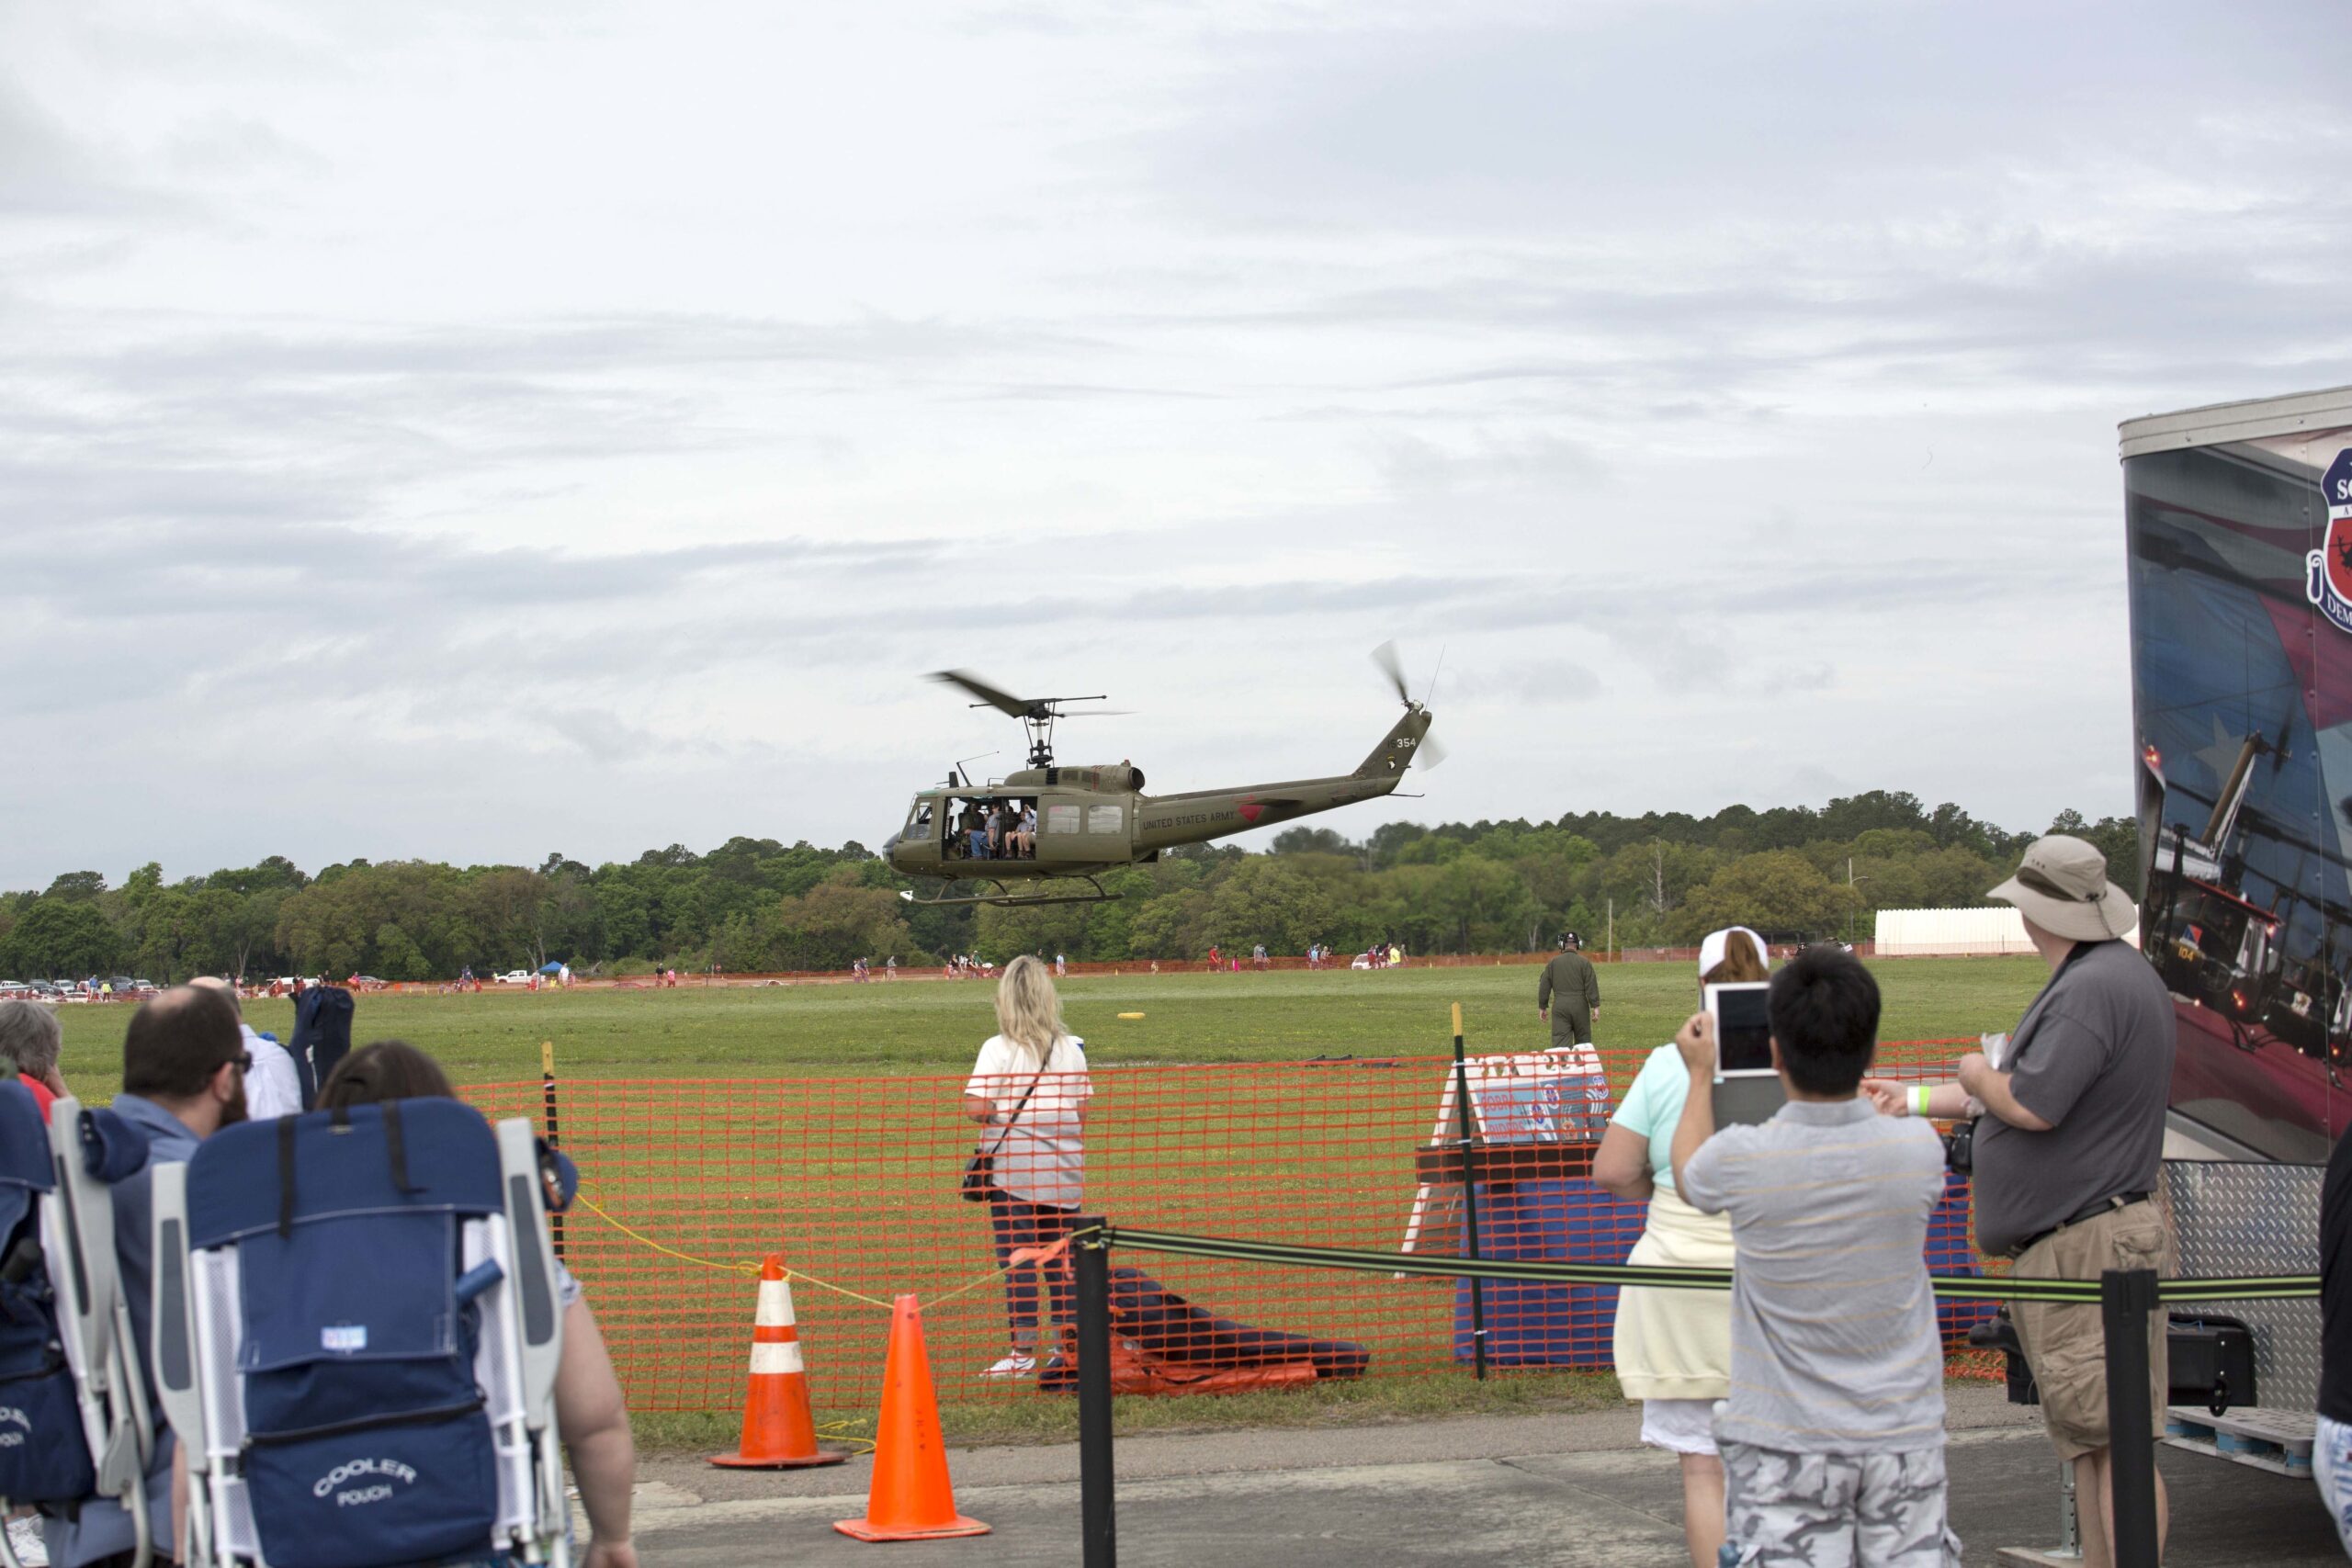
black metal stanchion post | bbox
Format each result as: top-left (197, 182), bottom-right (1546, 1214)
top-left (1449, 1002), bottom-right (1487, 1381)
top-left (1076, 1217), bottom-right (1116, 1568)
top-left (2101, 1269), bottom-right (2161, 1568)
top-left (540, 1040), bottom-right (564, 1260)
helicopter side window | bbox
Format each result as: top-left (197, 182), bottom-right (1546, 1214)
top-left (1087, 804), bottom-right (1123, 834)
top-left (1046, 804), bottom-right (1080, 836)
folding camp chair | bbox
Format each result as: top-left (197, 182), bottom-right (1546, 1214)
top-left (0, 1089), bottom-right (157, 1568)
top-left (151, 1100), bottom-right (569, 1568)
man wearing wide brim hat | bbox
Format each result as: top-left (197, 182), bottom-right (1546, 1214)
top-left (1860, 834), bottom-right (2176, 1568)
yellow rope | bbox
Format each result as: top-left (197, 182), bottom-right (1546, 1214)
top-left (570, 1192), bottom-right (761, 1279)
top-left (570, 1189), bottom-right (1023, 1314)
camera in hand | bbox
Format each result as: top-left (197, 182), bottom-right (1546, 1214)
top-left (1942, 1117), bottom-right (1975, 1174)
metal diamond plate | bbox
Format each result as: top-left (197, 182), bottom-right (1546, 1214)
top-left (2161, 1159), bottom-right (2324, 1410)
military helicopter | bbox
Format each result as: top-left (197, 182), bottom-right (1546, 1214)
top-left (884, 646), bottom-right (1444, 906)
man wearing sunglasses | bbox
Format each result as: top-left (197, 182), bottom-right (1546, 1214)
top-left (1862, 834), bottom-right (2173, 1568)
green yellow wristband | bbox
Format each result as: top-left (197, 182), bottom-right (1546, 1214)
top-left (1911, 1086), bottom-right (1932, 1117)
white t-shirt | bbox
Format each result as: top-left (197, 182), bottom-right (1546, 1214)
top-left (241, 1023), bottom-right (304, 1119)
top-left (963, 1034), bottom-right (1091, 1209)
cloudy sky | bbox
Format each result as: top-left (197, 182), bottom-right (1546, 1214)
top-left (6, 0), bottom-right (2350, 889)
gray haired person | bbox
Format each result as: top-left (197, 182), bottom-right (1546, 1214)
top-left (0, 998), bottom-right (67, 1102)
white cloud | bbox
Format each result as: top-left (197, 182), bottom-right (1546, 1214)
top-left (4, 0), bottom-right (2347, 885)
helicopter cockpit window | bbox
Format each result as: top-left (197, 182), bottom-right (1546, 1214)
top-left (906, 800), bottom-right (933, 839)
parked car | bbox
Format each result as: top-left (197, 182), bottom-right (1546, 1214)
top-left (495, 969), bottom-right (533, 985)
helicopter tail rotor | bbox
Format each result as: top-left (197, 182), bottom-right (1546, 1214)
top-left (1369, 642), bottom-right (1446, 771)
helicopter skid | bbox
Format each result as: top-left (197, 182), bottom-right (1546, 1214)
top-left (899, 876), bottom-right (1120, 908)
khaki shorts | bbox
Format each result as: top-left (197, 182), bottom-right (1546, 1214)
top-left (2010, 1200), bottom-right (2172, 1461)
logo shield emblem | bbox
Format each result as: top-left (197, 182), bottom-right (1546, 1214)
top-left (2306, 449), bottom-right (2352, 634)
top-left (2328, 513), bottom-right (2352, 607)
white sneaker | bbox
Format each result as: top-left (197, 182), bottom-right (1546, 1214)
top-left (7, 1515), bottom-right (49, 1567)
top-left (979, 1352), bottom-right (1037, 1380)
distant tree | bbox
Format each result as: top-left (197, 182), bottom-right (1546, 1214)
top-left (1672, 852), bottom-right (1863, 945)
top-left (1206, 859), bottom-right (1344, 955)
top-left (43, 871), bottom-right (107, 902)
top-left (752, 868), bottom-right (917, 971)
top-left (6, 898), bottom-right (122, 976)
top-left (1127, 886), bottom-right (1214, 959)
top-left (1271, 826), bottom-right (1356, 857)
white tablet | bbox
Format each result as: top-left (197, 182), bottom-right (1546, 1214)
top-left (1703, 981), bottom-right (1776, 1079)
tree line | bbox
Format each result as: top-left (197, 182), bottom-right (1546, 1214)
top-left (0, 791), bottom-right (2134, 982)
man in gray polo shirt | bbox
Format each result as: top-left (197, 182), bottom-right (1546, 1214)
top-left (1863, 834), bottom-right (2174, 1568)
top-left (1669, 945), bottom-right (1955, 1566)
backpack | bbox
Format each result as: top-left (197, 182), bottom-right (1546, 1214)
top-left (0, 1081), bottom-right (99, 1506)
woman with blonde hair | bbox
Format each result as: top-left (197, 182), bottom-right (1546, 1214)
top-left (1591, 926), bottom-right (1770, 1568)
top-left (961, 953), bottom-right (1092, 1379)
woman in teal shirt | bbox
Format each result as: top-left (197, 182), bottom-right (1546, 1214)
top-left (1591, 926), bottom-right (1769, 1568)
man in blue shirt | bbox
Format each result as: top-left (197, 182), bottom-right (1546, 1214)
top-left (43, 986), bottom-right (249, 1568)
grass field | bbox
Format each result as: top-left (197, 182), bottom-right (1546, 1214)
top-left (50, 956), bottom-right (2049, 1098)
top-left (43, 957), bottom-right (2047, 1448)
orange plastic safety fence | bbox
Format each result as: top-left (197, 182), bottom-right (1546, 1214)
top-left (463, 1037), bottom-right (1995, 1416)
top-left (383, 942), bottom-right (1917, 993)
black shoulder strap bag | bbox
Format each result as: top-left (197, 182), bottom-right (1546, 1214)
top-left (960, 1049), bottom-right (1056, 1203)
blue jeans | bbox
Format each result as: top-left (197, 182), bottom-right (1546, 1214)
top-left (2316, 1413), bottom-right (2352, 1557)
top-left (989, 1196), bottom-right (1075, 1349)
top-left (968, 829), bottom-right (989, 859)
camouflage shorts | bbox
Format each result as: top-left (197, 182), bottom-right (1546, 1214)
top-left (1717, 1442), bottom-right (1962, 1568)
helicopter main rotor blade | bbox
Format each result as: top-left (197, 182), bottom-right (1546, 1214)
top-left (1370, 641), bottom-right (1411, 705)
top-left (932, 669), bottom-right (1032, 718)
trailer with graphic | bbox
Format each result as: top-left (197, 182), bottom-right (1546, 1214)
top-left (2117, 387), bottom-right (2344, 1468)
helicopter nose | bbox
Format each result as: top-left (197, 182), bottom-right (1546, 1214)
top-left (881, 832), bottom-right (900, 858)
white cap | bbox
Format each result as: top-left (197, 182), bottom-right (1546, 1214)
top-left (1699, 927), bottom-right (1770, 978)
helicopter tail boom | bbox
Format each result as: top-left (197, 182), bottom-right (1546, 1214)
top-left (1351, 705), bottom-right (1434, 782)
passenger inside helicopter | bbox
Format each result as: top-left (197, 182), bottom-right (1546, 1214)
top-left (944, 796), bottom-right (1037, 862)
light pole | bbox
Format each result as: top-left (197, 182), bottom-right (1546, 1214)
top-left (1846, 858), bottom-right (1871, 944)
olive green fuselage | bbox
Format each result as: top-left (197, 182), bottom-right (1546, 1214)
top-left (884, 706), bottom-right (1430, 886)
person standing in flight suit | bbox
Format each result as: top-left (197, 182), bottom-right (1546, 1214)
top-left (1538, 931), bottom-right (1602, 1046)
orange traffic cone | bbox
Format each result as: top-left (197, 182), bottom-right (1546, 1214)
top-left (833, 1294), bottom-right (989, 1541)
top-left (709, 1255), bottom-right (851, 1469)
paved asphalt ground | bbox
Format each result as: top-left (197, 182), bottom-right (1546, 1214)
top-left (613, 1387), bottom-right (2342, 1565)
